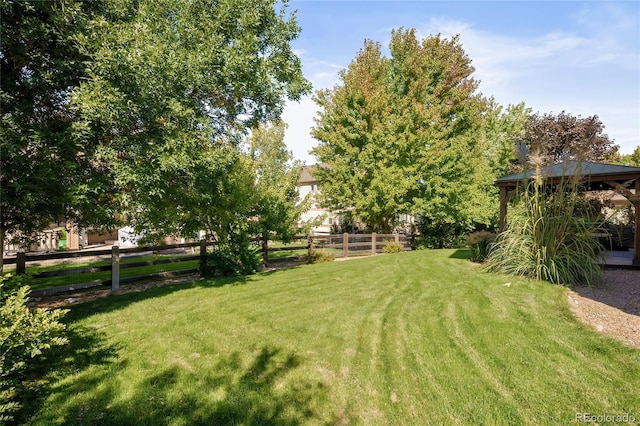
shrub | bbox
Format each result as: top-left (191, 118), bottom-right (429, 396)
top-left (382, 242), bottom-right (404, 254)
top-left (413, 217), bottom-right (471, 249)
top-left (199, 242), bottom-right (261, 278)
top-left (0, 282), bottom-right (68, 423)
top-left (0, 273), bottom-right (30, 300)
top-left (466, 231), bottom-right (497, 263)
top-left (486, 169), bottom-right (603, 286)
top-left (307, 250), bottom-right (335, 264)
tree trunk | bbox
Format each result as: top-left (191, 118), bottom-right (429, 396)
top-left (261, 233), bottom-right (269, 268)
top-left (0, 227), bottom-right (4, 276)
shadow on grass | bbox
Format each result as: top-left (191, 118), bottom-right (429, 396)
top-left (449, 249), bottom-right (472, 260)
top-left (17, 321), bottom-right (123, 425)
top-left (30, 344), bottom-right (326, 425)
top-left (57, 262), bottom-right (306, 322)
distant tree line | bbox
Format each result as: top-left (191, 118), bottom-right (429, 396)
top-left (311, 28), bottom-right (619, 246)
top-left (1, 1), bottom-right (627, 260)
top-left (0, 0), bottom-right (310, 272)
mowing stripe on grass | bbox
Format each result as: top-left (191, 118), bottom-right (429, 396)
top-left (25, 250), bottom-right (640, 425)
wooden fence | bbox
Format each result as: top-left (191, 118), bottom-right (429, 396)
top-left (2, 233), bottom-right (410, 297)
top-left (311, 232), bottom-right (410, 257)
top-left (4, 242), bottom-right (206, 297)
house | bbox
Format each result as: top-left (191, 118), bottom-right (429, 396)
top-left (2, 223), bottom-right (88, 255)
top-left (297, 165), bottom-right (342, 235)
top-left (296, 164), bottom-right (416, 235)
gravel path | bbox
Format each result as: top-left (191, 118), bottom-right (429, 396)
top-left (568, 269), bottom-right (640, 349)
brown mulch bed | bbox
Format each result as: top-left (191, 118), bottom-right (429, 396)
top-left (26, 275), bottom-right (203, 310)
top-left (568, 269), bottom-right (640, 349)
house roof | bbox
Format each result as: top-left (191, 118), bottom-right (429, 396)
top-left (298, 164), bottom-right (329, 185)
top-left (298, 165), bottom-right (316, 184)
top-left (496, 160), bottom-right (640, 187)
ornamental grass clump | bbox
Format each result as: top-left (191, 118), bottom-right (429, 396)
top-left (307, 250), bottom-right (335, 264)
top-left (486, 161), bottom-right (604, 287)
top-left (466, 231), bottom-right (497, 263)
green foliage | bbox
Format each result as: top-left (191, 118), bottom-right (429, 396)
top-left (614, 145), bottom-right (640, 167)
top-left (70, 0), bottom-right (310, 242)
top-left (199, 235), bottom-right (261, 278)
top-left (0, 284), bottom-right (68, 422)
top-left (1, 0), bottom-right (310, 272)
top-left (0, 0), bottom-right (118, 270)
top-left (306, 250), bottom-right (335, 264)
top-left (414, 217), bottom-right (474, 249)
top-left (482, 100), bottom-right (531, 176)
top-left (0, 273), bottom-right (32, 300)
top-left (382, 242), bottom-right (404, 254)
top-left (311, 28), bottom-right (496, 234)
top-left (466, 231), bottom-right (497, 263)
top-left (246, 122), bottom-right (309, 263)
top-left (486, 166), bottom-right (604, 286)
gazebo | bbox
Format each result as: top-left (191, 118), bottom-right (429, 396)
top-left (495, 161), bottom-right (640, 265)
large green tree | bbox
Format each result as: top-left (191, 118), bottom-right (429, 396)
top-left (246, 122), bottom-right (307, 265)
top-left (0, 0), bottom-right (116, 272)
top-left (2, 0), bottom-right (309, 272)
top-left (312, 29), bottom-right (492, 237)
top-left (70, 0), bottom-right (310, 241)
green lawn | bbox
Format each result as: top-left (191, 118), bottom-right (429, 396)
top-left (26, 249), bottom-right (639, 425)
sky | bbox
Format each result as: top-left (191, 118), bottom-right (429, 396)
top-left (281, 0), bottom-right (640, 164)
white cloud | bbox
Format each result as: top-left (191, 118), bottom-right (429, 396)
top-left (418, 16), bottom-right (639, 153)
top-left (282, 10), bottom-right (639, 160)
top-left (293, 48), bottom-right (307, 57)
top-left (304, 60), bottom-right (344, 88)
top-left (282, 96), bottom-right (319, 164)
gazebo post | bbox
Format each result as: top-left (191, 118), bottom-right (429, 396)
top-left (499, 186), bottom-right (508, 232)
top-left (496, 161), bottom-right (640, 266)
top-left (635, 179), bottom-right (640, 265)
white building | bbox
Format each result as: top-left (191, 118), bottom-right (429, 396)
top-left (297, 164), bottom-right (416, 235)
top-left (297, 165), bottom-right (341, 235)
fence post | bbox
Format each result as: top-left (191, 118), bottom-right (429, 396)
top-left (371, 232), bottom-right (377, 255)
top-left (111, 245), bottom-right (120, 291)
top-left (343, 233), bottom-right (348, 258)
top-left (199, 240), bottom-right (207, 271)
top-left (16, 252), bottom-right (26, 275)
top-left (261, 235), bottom-right (269, 268)
top-left (394, 232), bottom-right (400, 244)
top-left (307, 234), bottom-right (314, 258)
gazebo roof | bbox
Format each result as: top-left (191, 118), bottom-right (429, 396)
top-left (496, 160), bottom-right (640, 187)
top-left (495, 159), bottom-right (640, 265)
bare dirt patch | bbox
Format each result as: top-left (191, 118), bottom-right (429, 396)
top-left (567, 269), bottom-right (640, 349)
top-left (26, 275), bottom-right (202, 310)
